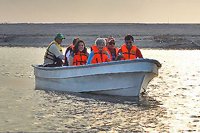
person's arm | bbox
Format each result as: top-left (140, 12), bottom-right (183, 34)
top-left (50, 44), bottom-right (64, 60)
top-left (136, 48), bottom-right (143, 58)
top-left (87, 51), bottom-right (94, 64)
top-left (69, 52), bottom-right (74, 66)
top-left (103, 51), bottom-right (110, 60)
top-left (116, 49), bottom-right (124, 60)
top-left (58, 55), bottom-right (65, 60)
top-left (69, 56), bottom-right (74, 66)
top-left (104, 51), bottom-right (111, 62)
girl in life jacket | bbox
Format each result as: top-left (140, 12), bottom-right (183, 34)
top-left (87, 38), bottom-right (110, 64)
top-left (69, 40), bottom-right (89, 66)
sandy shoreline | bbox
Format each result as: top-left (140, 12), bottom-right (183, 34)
top-left (0, 23), bottom-right (200, 49)
top-left (0, 34), bottom-right (200, 49)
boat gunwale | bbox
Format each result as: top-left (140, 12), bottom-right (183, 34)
top-left (32, 58), bottom-right (161, 70)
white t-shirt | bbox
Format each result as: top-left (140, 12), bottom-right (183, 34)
top-left (65, 50), bottom-right (71, 63)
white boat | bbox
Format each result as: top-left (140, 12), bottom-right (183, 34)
top-left (33, 59), bottom-right (161, 97)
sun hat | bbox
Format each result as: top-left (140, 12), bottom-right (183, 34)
top-left (55, 33), bottom-right (65, 40)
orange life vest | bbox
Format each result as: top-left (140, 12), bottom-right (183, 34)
top-left (120, 44), bottom-right (137, 60)
top-left (91, 44), bottom-right (97, 51)
top-left (91, 46), bottom-right (110, 64)
top-left (73, 51), bottom-right (88, 66)
top-left (103, 47), bottom-right (119, 61)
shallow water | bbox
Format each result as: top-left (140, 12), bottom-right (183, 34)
top-left (0, 47), bottom-right (199, 132)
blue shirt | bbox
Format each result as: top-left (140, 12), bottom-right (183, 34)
top-left (87, 51), bottom-right (94, 64)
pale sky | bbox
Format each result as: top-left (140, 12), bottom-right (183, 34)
top-left (0, 0), bottom-right (200, 23)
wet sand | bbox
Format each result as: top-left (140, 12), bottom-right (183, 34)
top-left (1, 23), bottom-right (200, 49)
top-left (0, 47), bottom-right (199, 132)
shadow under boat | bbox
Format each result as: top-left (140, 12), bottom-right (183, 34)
top-left (41, 90), bottom-right (162, 107)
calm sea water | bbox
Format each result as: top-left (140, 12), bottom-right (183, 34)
top-left (0, 47), bottom-right (199, 132)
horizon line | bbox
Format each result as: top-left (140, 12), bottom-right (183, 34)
top-left (1, 22), bottom-right (200, 25)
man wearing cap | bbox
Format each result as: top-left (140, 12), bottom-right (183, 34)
top-left (43, 33), bottom-right (65, 67)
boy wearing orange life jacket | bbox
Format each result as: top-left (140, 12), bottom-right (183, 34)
top-left (117, 34), bottom-right (143, 60)
top-left (69, 40), bottom-right (89, 66)
top-left (87, 38), bottom-right (110, 64)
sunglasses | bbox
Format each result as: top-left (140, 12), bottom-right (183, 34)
top-left (109, 42), bottom-right (115, 45)
top-left (125, 41), bottom-right (133, 44)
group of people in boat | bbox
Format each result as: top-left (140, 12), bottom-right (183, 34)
top-left (43, 33), bottom-right (143, 67)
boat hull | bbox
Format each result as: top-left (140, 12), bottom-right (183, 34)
top-left (33, 59), bottom-right (161, 97)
